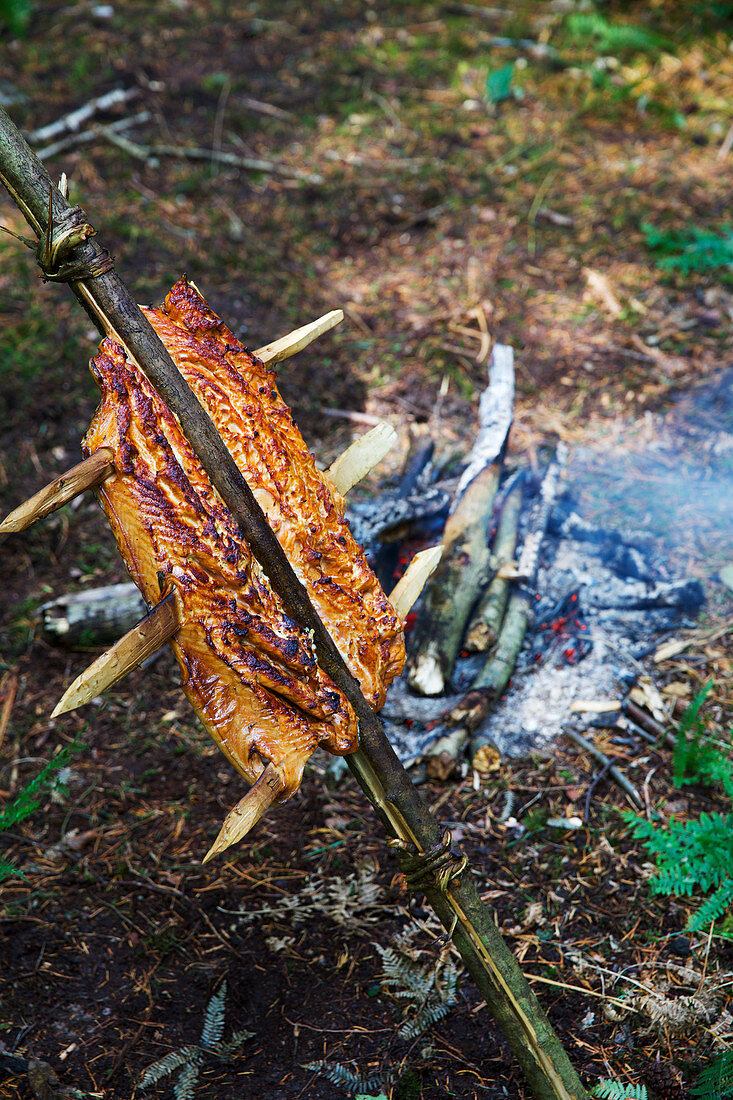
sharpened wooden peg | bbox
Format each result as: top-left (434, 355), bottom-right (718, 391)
top-left (51, 590), bottom-right (180, 717)
top-left (326, 421), bottom-right (397, 495)
top-left (389, 546), bottom-right (443, 620)
top-left (0, 448), bottom-right (114, 536)
top-left (254, 310), bottom-right (343, 365)
top-left (202, 763), bottom-right (286, 863)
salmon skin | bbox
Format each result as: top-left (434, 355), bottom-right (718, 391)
top-left (83, 278), bottom-right (405, 799)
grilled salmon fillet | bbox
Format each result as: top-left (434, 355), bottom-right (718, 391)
top-left (83, 278), bottom-right (405, 798)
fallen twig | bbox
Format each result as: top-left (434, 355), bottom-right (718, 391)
top-left (29, 87), bottom-right (140, 144)
top-left (564, 728), bottom-right (643, 810)
top-left (98, 130), bottom-right (323, 183)
top-left (36, 111), bottom-right (151, 161)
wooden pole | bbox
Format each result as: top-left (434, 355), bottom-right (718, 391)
top-left (0, 105), bottom-right (588, 1100)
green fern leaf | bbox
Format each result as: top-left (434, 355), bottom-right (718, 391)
top-left (592, 1079), bottom-right (648, 1100)
top-left (200, 982), bottom-right (227, 1051)
top-left (174, 1058), bottom-right (201, 1100)
top-left (139, 1046), bottom-right (200, 1089)
top-left (692, 1051), bottom-right (733, 1100)
top-left (687, 879), bottom-right (733, 932)
top-left (305, 1059), bottom-right (383, 1094)
top-left (567, 13), bottom-right (663, 54)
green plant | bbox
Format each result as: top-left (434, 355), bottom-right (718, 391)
top-left (0, 739), bottom-right (83, 883)
top-left (378, 939), bottom-right (459, 1040)
top-left (673, 683), bottom-right (733, 795)
top-left (693, 1051), bottom-right (733, 1100)
top-left (566, 12), bottom-right (664, 55)
top-left (592, 1082), bottom-right (647, 1100)
top-left (139, 981), bottom-right (253, 1099)
top-left (485, 64), bottom-right (515, 105)
top-left (0, 0), bottom-right (32, 34)
top-left (625, 688), bottom-right (733, 932)
top-left (304, 1060), bottom-right (386, 1096)
top-left (642, 222), bottom-right (733, 273)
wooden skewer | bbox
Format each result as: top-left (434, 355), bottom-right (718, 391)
top-left (0, 447), bottom-right (114, 536)
top-left (50, 590), bottom-right (180, 717)
top-left (325, 421), bottom-right (397, 495)
top-left (388, 546), bottom-right (443, 619)
top-left (254, 309), bottom-right (343, 365)
top-left (202, 550), bottom-right (443, 863)
top-left (202, 762), bottom-right (286, 864)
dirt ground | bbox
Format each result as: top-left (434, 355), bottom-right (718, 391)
top-left (1, 2), bottom-right (732, 1098)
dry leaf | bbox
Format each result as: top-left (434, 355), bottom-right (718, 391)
top-left (654, 638), bottom-right (690, 663)
top-left (583, 268), bottom-right (623, 318)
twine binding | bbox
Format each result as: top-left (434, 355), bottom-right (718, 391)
top-left (36, 189), bottom-right (114, 283)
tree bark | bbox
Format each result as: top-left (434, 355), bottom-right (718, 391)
top-left (0, 105), bottom-right (588, 1100)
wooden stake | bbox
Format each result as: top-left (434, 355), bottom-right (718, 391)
top-left (0, 448), bottom-right (114, 536)
top-left (254, 310), bottom-right (343, 365)
top-left (202, 763), bottom-right (286, 863)
top-left (51, 591), bottom-right (180, 717)
top-left (325, 421), bottom-right (397, 495)
top-left (388, 546), bottom-right (443, 619)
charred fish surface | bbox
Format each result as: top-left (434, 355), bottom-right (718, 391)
top-left (83, 278), bottom-right (405, 799)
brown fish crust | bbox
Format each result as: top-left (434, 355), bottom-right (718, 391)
top-left (83, 278), bottom-right (404, 798)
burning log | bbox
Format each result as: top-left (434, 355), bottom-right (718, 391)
top-left (465, 474), bottom-right (525, 652)
top-left (407, 345), bottom-right (514, 695)
top-left (444, 447), bottom-right (568, 767)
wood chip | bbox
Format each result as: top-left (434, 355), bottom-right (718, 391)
top-left (569, 699), bottom-right (621, 714)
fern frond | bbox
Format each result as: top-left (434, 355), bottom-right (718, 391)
top-left (693, 1050), bottom-right (733, 1100)
top-left (139, 1046), bottom-right (200, 1088)
top-left (398, 1001), bottom-right (450, 1040)
top-left (217, 1027), bottom-right (255, 1060)
top-left (305, 1059), bottom-right (383, 1094)
top-left (200, 982), bottom-right (228, 1051)
top-left (174, 1058), bottom-right (201, 1100)
top-left (0, 739), bottom-right (82, 831)
top-left (567, 13), bottom-right (663, 54)
top-left (687, 880), bottom-right (733, 932)
top-left (592, 1079), bottom-right (648, 1100)
top-left (642, 222), bottom-right (733, 274)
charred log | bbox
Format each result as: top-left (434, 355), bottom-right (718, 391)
top-left (465, 475), bottom-right (524, 652)
top-left (407, 346), bottom-right (514, 695)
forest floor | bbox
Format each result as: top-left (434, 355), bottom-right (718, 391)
top-left (1, 2), bottom-right (732, 1098)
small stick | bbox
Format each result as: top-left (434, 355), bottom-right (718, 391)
top-left (564, 728), bottom-right (643, 810)
top-left (36, 111), bottom-right (151, 162)
top-left (325, 421), bottom-right (397, 495)
top-left (202, 763), bottom-right (286, 864)
top-left (389, 546), bottom-right (443, 619)
top-left (0, 671), bottom-right (18, 752)
top-left (254, 310), bottom-right (344, 365)
top-left (0, 448), bottom-right (114, 536)
top-left (51, 591), bottom-right (180, 717)
top-left (29, 87), bottom-right (140, 145)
